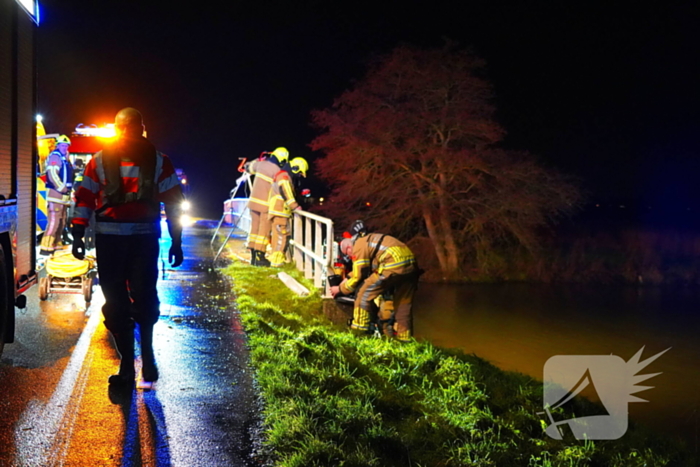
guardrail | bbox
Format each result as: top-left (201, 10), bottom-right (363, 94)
top-left (291, 210), bottom-right (336, 296)
top-left (222, 198), bottom-right (251, 233)
top-left (213, 197), bottom-right (336, 296)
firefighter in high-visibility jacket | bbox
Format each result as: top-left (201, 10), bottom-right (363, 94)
top-left (267, 157), bottom-right (308, 267)
top-left (39, 135), bottom-right (74, 256)
top-left (72, 107), bottom-right (184, 388)
top-left (330, 220), bottom-right (420, 342)
top-left (244, 147), bottom-right (288, 266)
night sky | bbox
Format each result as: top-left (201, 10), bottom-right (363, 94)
top-left (36, 1), bottom-right (700, 219)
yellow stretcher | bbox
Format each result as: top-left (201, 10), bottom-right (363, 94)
top-left (39, 250), bottom-right (97, 304)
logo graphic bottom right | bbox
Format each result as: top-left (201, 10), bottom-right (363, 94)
top-left (542, 347), bottom-right (670, 440)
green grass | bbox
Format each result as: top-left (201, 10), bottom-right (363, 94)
top-left (222, 261), bottom-right (696, 466)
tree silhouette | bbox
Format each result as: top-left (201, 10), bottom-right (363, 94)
top-left (311, 43), bottom-right (581, 278)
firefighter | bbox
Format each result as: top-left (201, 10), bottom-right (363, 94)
top-left (243, 147), bottom-right (288, 266)
top-left (72, 107), bottom-right (184, 388)
top-left (39, 135), bottom-right (74, 256)
top-left (330, 220), bottom-right (420, 342)
top-left (267, 157), bottom-right (308, 267)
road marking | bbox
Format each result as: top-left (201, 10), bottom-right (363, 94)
top-left (14, 308), bottom-right (101, 466)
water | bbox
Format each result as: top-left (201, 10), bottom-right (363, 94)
top-left (414, 283), bottom-right (700, 447)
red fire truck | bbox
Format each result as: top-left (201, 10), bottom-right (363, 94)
top-left (0, 0), bottom-right (40, 357)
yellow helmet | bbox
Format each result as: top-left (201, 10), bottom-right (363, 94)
top-left (271, 147), bottom-right (289, 163)
top-left (56, 134), bottom-right (71, 145)
top-left (290, 157), bottom-right (308, 177)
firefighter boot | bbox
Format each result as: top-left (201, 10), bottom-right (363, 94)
top-left (255, 250), bottom-right (270, 267)
top-left (249, 248), bottom-right (257, 266)
top-left (140, 324), bottom-right (159, 382)
top-left (109, 329), bottom-right (135, 387)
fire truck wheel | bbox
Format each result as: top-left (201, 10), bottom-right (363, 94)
top-left (39, 276), bottom-right (49, 301)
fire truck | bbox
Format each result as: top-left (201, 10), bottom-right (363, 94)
top-left (0, 0), bottom-right (40, 357)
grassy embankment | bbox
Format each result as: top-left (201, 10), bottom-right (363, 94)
top-left (222, 260), bottom-right (695, 466)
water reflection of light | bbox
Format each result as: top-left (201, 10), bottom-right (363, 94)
top-left (15, 307), bottom-right (102, 465)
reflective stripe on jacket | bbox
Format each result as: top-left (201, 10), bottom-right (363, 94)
top-left (45, 150), bottom-right (74, 205)
top-left (268, 170), bottom-right (299, 218)
top-left (245, 159), bottom-right (278, 213)
top-left (73, 146), bottom-right (183, 235)
top-left (340, 233), bottom-right (416, 294)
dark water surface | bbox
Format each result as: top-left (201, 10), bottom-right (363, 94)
top-left (414, 283), bottom-right (700, 447)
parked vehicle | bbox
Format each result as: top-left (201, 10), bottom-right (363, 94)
top-left (0, 0), bottom-right (40, 357)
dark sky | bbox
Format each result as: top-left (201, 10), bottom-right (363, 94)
top-left (36, 1), bottom-right (700, 218)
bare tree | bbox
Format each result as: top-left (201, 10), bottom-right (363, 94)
top-left (311, 43), bottom-right (581, 278)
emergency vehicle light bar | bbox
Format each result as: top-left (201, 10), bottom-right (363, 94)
top-left (73, 123), bottom-right (116, 138)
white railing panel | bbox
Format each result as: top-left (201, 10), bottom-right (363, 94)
top-left (291, 210), bottom-right (335, 297)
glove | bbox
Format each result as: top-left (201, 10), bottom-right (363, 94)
top-left (169, 241), bottom-right (184, 267)
top-left (72, 224), bottom-right (86, 260)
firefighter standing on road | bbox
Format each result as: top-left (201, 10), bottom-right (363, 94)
top-left (244, 147), bottom-right (288, 266)
top-left (72, 107), bottom-right (184, 388)
top-left (39, 135), bottom-right (74, 256)
top-left (268, 157), bottom-right (308, 267)
top-left (330, 220), bottom-right (420, 342)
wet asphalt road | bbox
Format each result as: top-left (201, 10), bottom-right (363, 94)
top-left (0, 221), bottom-right (264, 467)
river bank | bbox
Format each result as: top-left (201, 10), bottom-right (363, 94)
top-left (410, 220), bottom-right (700, 286)
top-left (220, 260), bottom-right (696, 466)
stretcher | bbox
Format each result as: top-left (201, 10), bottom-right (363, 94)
top-left (38, 250), bottom-right (97, 304)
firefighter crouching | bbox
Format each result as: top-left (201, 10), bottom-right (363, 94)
top-left (40, 135), bottom-right (74, 256)
top-left (72, 107), bottom-right (184, 388)
top-left (244, 147), bottom-right (289, 266)
top-left (330, 220), bottom-right (420, 342)
top-left (267, 157), bottom-right (308, 267)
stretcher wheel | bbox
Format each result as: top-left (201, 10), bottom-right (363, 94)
top-left (82, 277), bottom-right (93, 303)
top-left (39, 276), bottom-right (49, 301)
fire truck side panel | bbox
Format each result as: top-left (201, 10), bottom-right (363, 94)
top-left (15, 8), bottom-right (37, 292)
top-left (0, 3), bottom-right (12, 197)
top-left (1, 0), bottom-right (38, 349)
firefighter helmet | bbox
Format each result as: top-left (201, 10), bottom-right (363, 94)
top-left (349, 220), bottom-right (368, 238)
top-left (271, 147), bottom-right (289, 163)
top-left (56, 135), bottom-right (71, 145)
top-left (290, 157), bottom-right (308, 177)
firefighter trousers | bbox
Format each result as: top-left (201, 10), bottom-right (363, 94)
top-left (351, 269), bottom-right (419, 341)
top-left (95, 233), bottom-right (161, 334)
top-left (40, 202), bottom-right (68, 253)
top-left (269, 216), bottom-right (290, 267)
top-left (247, 210), bottom-right (271, 252)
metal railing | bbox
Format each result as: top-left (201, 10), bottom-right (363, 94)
top-left (212, 196), bottom-right (336, 296)
top-left (291, 210), bottom-right (336, 296)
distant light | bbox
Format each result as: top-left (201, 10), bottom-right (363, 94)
top-left (36, 115), bottom-right (43, 123)
top-left (94, 125), bottom-right (116, 139)
top-left (366, 202), bottom-right (371, 207)
top-left (619, 205), bottom-right (626, 209)
top-left (180, 214), bottom-right (194, 226)
top-left (180, 178), bottom-right (187, 185)
top-left (181, 200), bottom-right (191, 212)
top-left (319, 197), bottom-right (324, 202)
